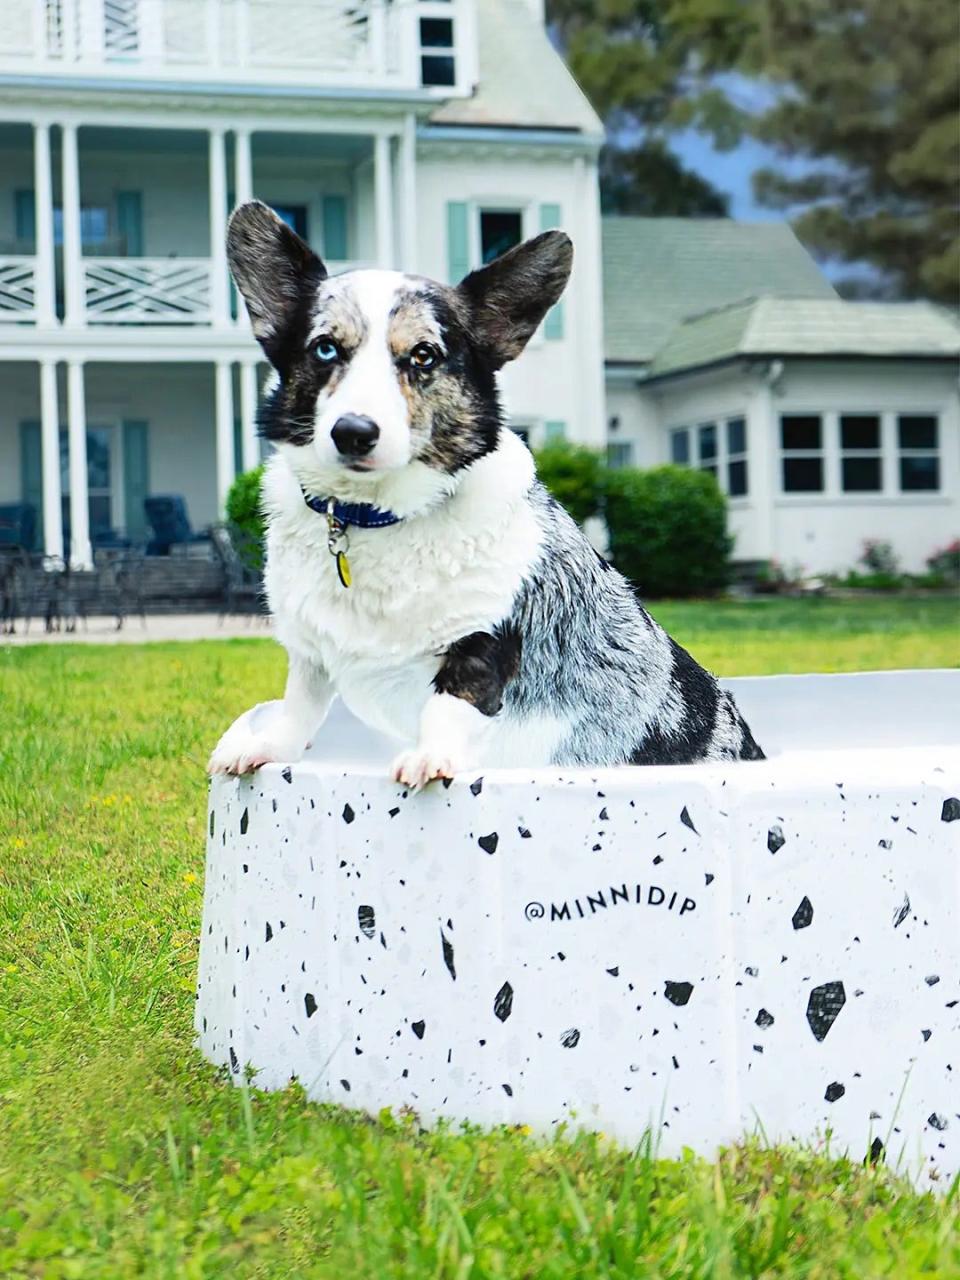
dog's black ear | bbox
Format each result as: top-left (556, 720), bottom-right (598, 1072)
top-left (227, 201), bottom-right (326, 349)
top-left (455, 230), bottom-right (573, 369)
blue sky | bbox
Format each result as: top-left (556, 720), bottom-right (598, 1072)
top-left (669, 130), bottom-right (785, 221)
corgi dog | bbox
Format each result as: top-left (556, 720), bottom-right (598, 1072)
top-left (209, 201), bottom-right (763, 786)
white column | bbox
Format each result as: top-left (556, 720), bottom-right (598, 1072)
top-left (39, 360), bottom-right (64, 560)
top-left (67, 360), bottom-right (91, 568)
top-left (373, 132), bottom-right (395, 269)
top-left (215, 360), bottom-right (235, 513)
top-left (234, 128), bottom-right (253, 207)
top-left (209, 128), bottom-right (230, 327)
top-left (33, 123), bottom-right (57, 325)
top-left (399, 113), bottom-right (417, 274)
top-left (61, 123), bottom-right (84, 327)
top-left (239, 360), bottom-right (260, 472)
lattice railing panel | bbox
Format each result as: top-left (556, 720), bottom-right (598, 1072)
top-left (0, 257), bottom-right (37, 320)
top-left (83, 257), bottom-right (212, 324)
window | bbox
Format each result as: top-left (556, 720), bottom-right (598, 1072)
top-left (59, 425), bottom-right (114, 540)
top-left (53, 205), bottom-right (110, 248)
top-left (270, 204), bottom-right (308, 240)
top-left (697, 423), bottom-right (717, 478)
top-left (479, 209), bottom-right (523, 264)
top-left (840, 414), bottom-right (881, 492)
top-left (607, 442), bottom-right (633, 469)
top-left (726, 417), bottom-right (748, 497)
top-left (420, 13), bottom-right (456, 86)
top-left (780, 415), bottom-right (823, 492)
top-left (670, 418), bottom-right (747, 495)
top-left (898, 415), bottom-right (939, 491)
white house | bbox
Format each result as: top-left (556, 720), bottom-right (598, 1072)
top-left (0, 0), bottom-right (606, 566)
top-left (2, 3), bottom-right (956, 581)
top-left (602, 219), bottom-right (960, 575)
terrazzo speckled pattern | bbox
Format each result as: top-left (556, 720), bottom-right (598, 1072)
top-left (197, 671), bottom-right (960, 1186)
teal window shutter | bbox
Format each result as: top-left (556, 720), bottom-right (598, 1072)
top-left (15, 190), bottom-right (36, 247)
top-left (20, 421), bottom-right (43, 549)
top-left (116, 191), bottom-right (143, 256)
top-left (539, 203), bottom-right (564, 339)
top-left (322, 195), bottom-right (348, 261)
top-left (446, 201), bottom-right (469, 283)
top-left (233, 417), bottom-right (243, 477)
top-left (544, 420), bottom-right (566, 442)
top-left (122, 420), bottom-right (149, 540)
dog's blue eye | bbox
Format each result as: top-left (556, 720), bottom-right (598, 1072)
top-left (314, 337), bottom-right (339, 363)
top-left (409, 343), bottom-right (437, 371)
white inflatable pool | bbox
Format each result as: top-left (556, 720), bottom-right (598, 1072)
top-left (197, 670), bottom-right (960, 1185)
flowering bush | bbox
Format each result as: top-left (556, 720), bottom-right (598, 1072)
top-left (859, 539), bottom-right (900, 576)
top-left (926, 538), bottom-right (960, 581)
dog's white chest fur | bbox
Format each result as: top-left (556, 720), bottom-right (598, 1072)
top-left (263, 431), bottom-right (545, 747)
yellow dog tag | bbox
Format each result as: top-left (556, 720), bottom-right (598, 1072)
top-left (335, 550), bottom-right (352, 589)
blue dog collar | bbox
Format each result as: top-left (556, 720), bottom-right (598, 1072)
top-left (302, 492), bottom-right (402, 529)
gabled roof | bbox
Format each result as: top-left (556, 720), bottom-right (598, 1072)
top-left (429, 0), bottom-right (602, 136)
top-left (647, 297), bottom-right (960, 379)
top-left (602, 217), bottom-right (837, 364)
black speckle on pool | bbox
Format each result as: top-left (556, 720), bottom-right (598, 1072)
top-left (792, 896), bottom-right (813, 930)
top-left (342, 803), bottom-right (355, 824)
top-left (560, 1028), bottom-right (580, 1048)
top-left (679, 806), bottom-right (698, 835)
top-left (281, 767), bottom-right (293, 784)
top-left (494, 982), bottom-right (514, 1021)
top-left (470, 777), bottom-right (484, 796)
top-left (358, 905), bottom-right (376, 939)
top-left (304, 993), bottom-right (317, 1018)
top-left (767, 824), bottom-right (785, 854)
top-left (755, 1008), bottom-right (775, 1029)
top-left (441, 929), bottom-right (456, 981)
top-left (411, 1020), bottom-right (426, 1039)
top-left (941, 798), bottom-right (960, 822)
top-left (664, 981), bottom-right (693, 1007)
top-left (806, 981), bottom-right (846, 1041)
top-left (824, 1081), bottom-right (845, 1103)
top-left (893, 893), bottom-right (910, 928)
top-left (478, 832), bottom-right (499, 855)
top-left (240, 808), bottom-right (249, 835)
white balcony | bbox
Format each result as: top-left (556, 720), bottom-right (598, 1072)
top-left (0, 0), bottom-right (476, 93)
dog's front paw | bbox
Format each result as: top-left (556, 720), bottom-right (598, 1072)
top-left (207, 704), bottom-right (305, 777)
top-left (391, 746), bottom-right (461, 790)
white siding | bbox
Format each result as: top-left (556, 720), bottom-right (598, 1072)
top-left (416, 147), bottom-right (606, 447)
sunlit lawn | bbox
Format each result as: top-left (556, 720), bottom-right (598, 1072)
top-left (1, 597), bottom-right (958, 1277)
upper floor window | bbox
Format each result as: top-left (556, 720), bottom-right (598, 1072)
top-left (607, 442), bottom-right (633, 469)
top-left (781, 414), bottom-right (824, 492)
top-left (898, 415), bottom-right (940, 491)
top-left (271, 204), bottom-right (308, 240)
top-left (670, 428), bottom-right (689, 464)
top-left (479, 209), bottom-right (523, 264)
top-left (420, 6), bottom-right (456, 87)
top-left (840, 414), bottom-right (881, 492)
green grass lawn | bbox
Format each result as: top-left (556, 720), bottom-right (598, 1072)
top-left (1, 599), bottom-right (958, 1278)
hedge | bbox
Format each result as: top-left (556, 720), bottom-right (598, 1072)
top-left (225, 464), bottom-right (266, 569)
top-left (603, 465), bottom-right (731, 598)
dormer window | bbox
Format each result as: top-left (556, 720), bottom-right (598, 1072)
top-left (419, 3), bottom-right (456, 87)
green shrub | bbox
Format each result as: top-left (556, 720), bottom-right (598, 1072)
top-left (602, 465), bottom-right (731, 598)
top-left (533, 441), bottom-right (604, 525)
top-left (225, 464), bottom-right (266, 568)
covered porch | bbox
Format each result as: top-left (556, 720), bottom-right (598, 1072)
top-left (0, 354), bottom-right (270, 566)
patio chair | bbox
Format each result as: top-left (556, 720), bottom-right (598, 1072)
top-left (144, 495), bottom-right (210, 556)
top-left (210, 523), bottom-right (265, 618)
top-left (94, 547), bottom-right (147, 632)
top-left (0, 503), bottom-right (38, 552)
top-left (0, 547), bottom-right (78, 634)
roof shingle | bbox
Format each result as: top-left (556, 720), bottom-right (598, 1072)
top-left (602, 217), bottom-right (837, 364)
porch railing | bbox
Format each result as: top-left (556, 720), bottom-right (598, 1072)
top-left (83, 256), bottom-right (212, 324)
top-left (0, 0), bottom-right (440, 88)
top-left (0, 256), bottom-right (37, 321)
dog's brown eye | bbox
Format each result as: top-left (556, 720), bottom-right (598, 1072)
top-left (409, 343), bottom-right (438, 370)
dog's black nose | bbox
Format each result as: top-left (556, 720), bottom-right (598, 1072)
top-left (331, 414), bottom-right (379, 458)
